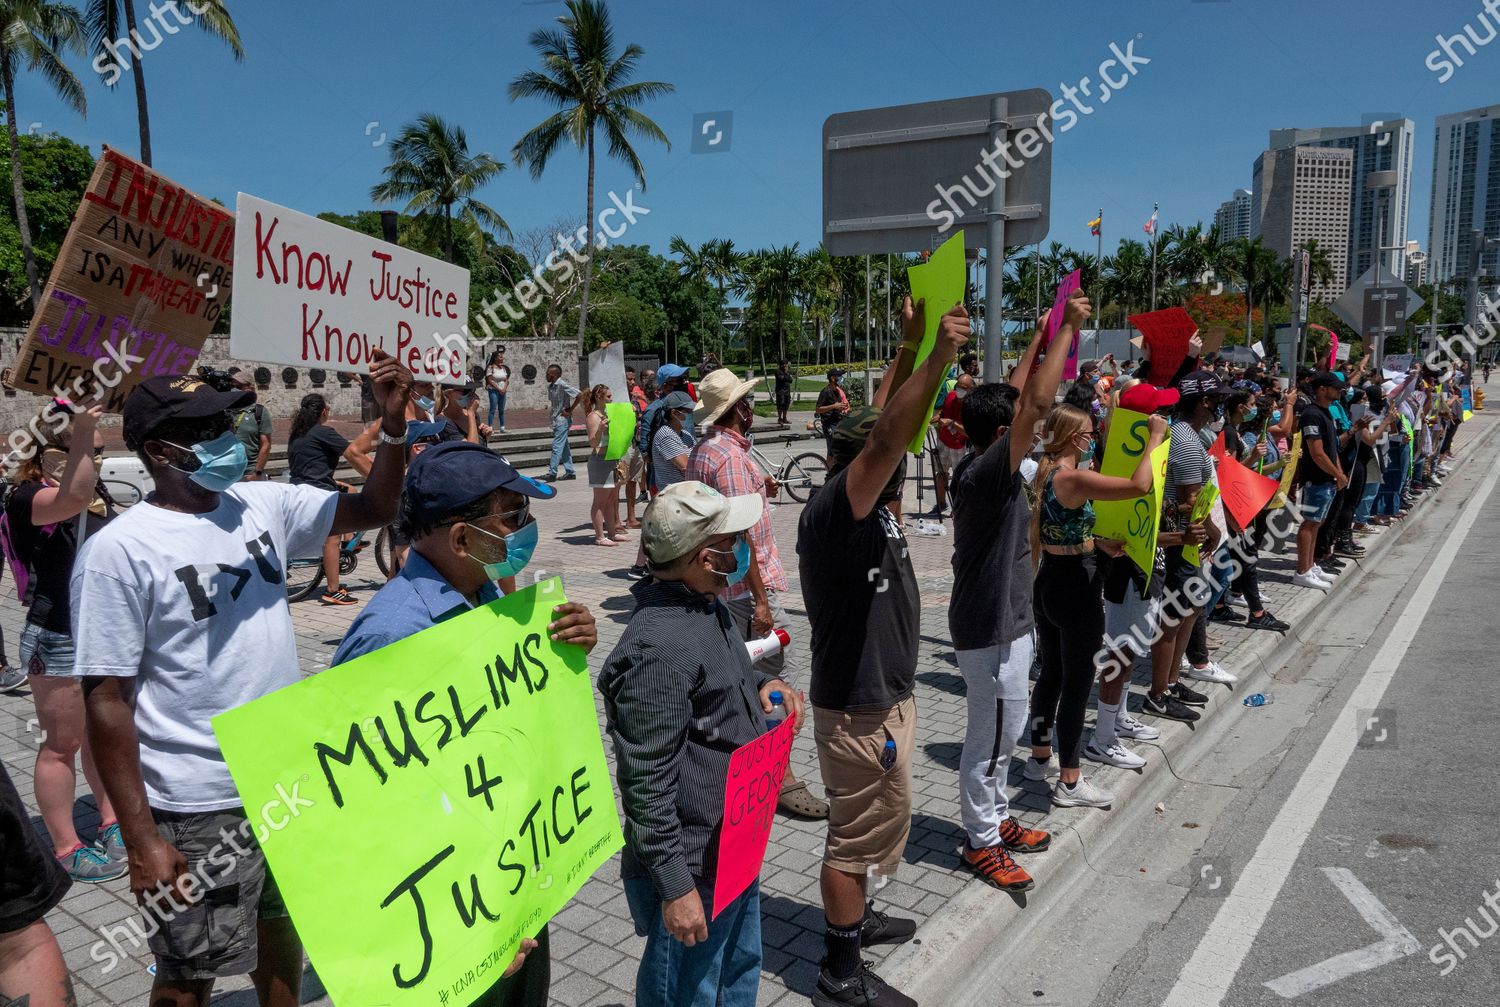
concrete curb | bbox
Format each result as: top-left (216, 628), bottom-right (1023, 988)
top-left (879, 413), bottom-right (1500, 1005)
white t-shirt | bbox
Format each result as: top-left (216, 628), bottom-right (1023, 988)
top-left (70, 482), bottom-right (338, 812)
top-left (487, 364), bottom-right (510, 391)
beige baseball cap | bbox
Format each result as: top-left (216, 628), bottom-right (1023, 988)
top-left (642, 481), bottom-right (764, 564)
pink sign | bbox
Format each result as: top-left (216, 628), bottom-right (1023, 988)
top-left (1033, 269), bottom-right (1082, 377)
top-left (711, 718), bottom-right (795, 918)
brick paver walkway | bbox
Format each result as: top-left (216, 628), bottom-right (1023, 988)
top-left (2, 414), bottom-right (1491, 1005)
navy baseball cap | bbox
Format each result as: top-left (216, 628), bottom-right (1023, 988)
top-left (1176, 370), bottom-right (1228, 399)
top-left (403, 441), bottom-right (555, 525)
top-left (123, 374), bottom-right (254, 451)
top-left (657, 363), bottom-right (688, 380)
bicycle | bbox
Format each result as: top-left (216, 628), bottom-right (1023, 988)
top-left (748, 436), bottom-right (828, 504)
top-left (285, 526), bottom-right (393, 602)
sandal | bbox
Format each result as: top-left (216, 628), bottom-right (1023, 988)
top-left (777, 780), bottom-right (830, 819)
top-left (594, 538), bottom-right (618, 547)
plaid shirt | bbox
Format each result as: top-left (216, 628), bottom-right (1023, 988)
top-left (686, 426), bottom-right (788, 601)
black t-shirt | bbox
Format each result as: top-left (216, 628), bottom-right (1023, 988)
top-left (0, 760), bottom-right (69, 931)
top-left (1295, 402), bottom-right (1339, 484)
top-left (775, 370), bottom-right (792, 397)
top-left (288, 425), bottom-right (349, 491)
top-left (815, 386), bottom-right (847, 429)
top-left (948, 431), bottom-right (1035, 650)
top-left (797, 468), bottom-right (919, 712)
top-left (4, 481), bottom-right (111, 633)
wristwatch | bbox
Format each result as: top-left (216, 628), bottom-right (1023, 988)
top-left (377, 427), bottom-right (406, 446)
top-left (255, 469), bottom-right (267, 478)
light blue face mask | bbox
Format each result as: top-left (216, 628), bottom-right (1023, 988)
top-left (415, 395), bottom-right (436, 415)
top-left (164, 431), bottom-right (247, 492)
top-left (469, 518), bottom-right (537, 581)
top-left (1245, 407), bottom-right (1258, 422)
top-left (707, 536), bottom-right (751, 587)
top-left (1272, 409), bottom-right (1282, 423)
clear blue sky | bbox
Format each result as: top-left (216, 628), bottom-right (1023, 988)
top-left (12, 0), bottom-right (1496, 260)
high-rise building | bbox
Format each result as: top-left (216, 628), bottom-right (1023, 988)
top-left (1214, 189), bottom-right (1254, 241)
top-left (1404, 240), bottom-right (1429, 288)
top-left (1268, 119), bottom-right (1415, 283)
top-left (1252, 146), bottom-right (1352, 299)
top-left (1428, 103), bottom-right (1500, 289)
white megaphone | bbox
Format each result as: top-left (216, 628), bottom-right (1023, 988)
top-left (745, 628), bottom-right (791, 664)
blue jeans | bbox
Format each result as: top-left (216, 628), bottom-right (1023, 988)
top-left (549, 416), bottom-right (574, 475)
top-left (1355, 479), bottom-right (1379, 523)
top-left (487, 388), bottom-right (506, 428)
top-left (624, 877), bottom-right (761, 1007)
top-left (1376, 440), bottom-right (1409, 515)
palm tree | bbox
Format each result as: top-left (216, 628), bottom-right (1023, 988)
top-left (84, 0), bottom-right (242, 166)
top-left (509, 0), bottom-right (673, 352)
top-left (370, 114), bottom-right (509, 263)
top-left (2, 0), bottom-right (85, 309)
top-left (1295, 238), bottom-right (1337, 301)
top-left (743, 244), bottom-right (801, 363)
top-left (703, 238), bottom-right (740, 345)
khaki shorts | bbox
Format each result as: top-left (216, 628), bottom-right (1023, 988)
top-left (813, 696), bottom-right (916, 875)
top-left (618, 445), bottom-right (645, 484)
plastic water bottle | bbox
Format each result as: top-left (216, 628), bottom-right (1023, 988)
top-left (880, 739), bottom-right (897, 772)
top-left (1242, 692), bottom-right (1275, 708)
top-left (766, 690), bottom-right (785, 730)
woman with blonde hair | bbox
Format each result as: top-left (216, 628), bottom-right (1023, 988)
top-left (1026, 403), bottom-right (1165, 810)
top-left (3, 401), bottom-right (125, 882)
top-left (583, 384), bottom-right (627, 547)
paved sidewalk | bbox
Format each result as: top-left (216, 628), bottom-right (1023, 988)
top-left (1, 412), bottom-right (1490, 1005)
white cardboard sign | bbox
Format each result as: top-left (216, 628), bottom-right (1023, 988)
top-left (231, 193), bottom-right (470, 380)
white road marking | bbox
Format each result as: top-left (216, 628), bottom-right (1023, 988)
top-left (1263, 868), bottom-right (1419, 998)
top-left (1163, 455), bottom-right (1500, 1006)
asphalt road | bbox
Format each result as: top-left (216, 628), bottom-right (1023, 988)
top-left (975, 431), bottom-right (1500, 1007)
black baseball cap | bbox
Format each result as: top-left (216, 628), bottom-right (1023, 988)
top-left (123, 374), bottom-right (253, 451)
top-left (1309, 372), bottom-right (1346, 390)
top-left (403, 441), bottom-right (556, 527)
top-left (827, 367), bottom-right (844, 378)
top-left (1176, 370), bottom-right (1229, 399)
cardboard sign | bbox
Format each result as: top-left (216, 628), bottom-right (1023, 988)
top-left (1251, 340), bottom-right (1266, 359)
top-left (231, 193), bottom-right (470, 381)
top-left (1182, 483), bottom-right (1220, 566)
top-left (603, 401), bottom-right (636, 460)
top-left (4, 148), bottom-right (233, 410)
top-left (587, 341), bottom-right (629, 405)
top-left (711, 718), bottom-right (795, 919)
top-left (1129, 308), bottom-right (1198, 387)
top-left (212, 580), bottom-right (621, 1007)
top-left (904, 231), bottom-right (966, 454)
top-left (1092, 408), bottom-right (1169, 579)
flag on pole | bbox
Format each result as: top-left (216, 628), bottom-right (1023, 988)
top-left (1088, 215), bottom-right (1102, 236)
top-left (1143, 206), bottom-right (1158, 236)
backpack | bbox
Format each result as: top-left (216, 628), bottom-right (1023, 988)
top-left (0, 482), bottom-right (56, 605)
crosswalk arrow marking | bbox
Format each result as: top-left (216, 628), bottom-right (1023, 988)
top-left (1264, 868), bottom-right (1420, 998)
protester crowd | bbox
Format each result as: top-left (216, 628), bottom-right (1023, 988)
top-left (0, 288), bottom-right (1480, 1007)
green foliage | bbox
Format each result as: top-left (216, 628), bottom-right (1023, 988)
top-left (0, 130), bottom-right (93, 324)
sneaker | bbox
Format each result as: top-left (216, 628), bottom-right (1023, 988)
top-left (1084, 737), bottom-right (1147, 770)
top-left (1022, 755), bottom-right (1058, 782)
top-left (812, 962), bottom-right (917, 1007)
top-left (321, 589), bottom-right (358, 606)
top-left (1247, 611), bottom-right (1291, 633)
top-left (626, 564), bottom-right (649, 580)
top-left (1172, 681), bottom-right (1209, 707)
top-left (1292, 570), bottom-right (1332, 591)
top-left (560, 472), bottom-right (578, 481)
top-left (1205, 632), bottom-right (1223, 651)
top-left (998, 816), bottom-right (1052, 853)
top-left (1334, 540), bottom-right (1366, 558)
top-left (859, 901), bottom-right (916, 947)
top-left (541, 472), bottom-right (558, 482)
top-left (1224, 592), bottom-right (1248, 609)
top-left (0, 666), bottom-right (25, 694)
top-left (1115, 711), bottom-right (1161, 741)
top-left (963, 842), bottom-right (1035, 892)
top-left (1182, 661), bottom-right (1237, 685)
top-left (58, 844), bottom-right (126, 884)
top-left (1052, 776), bottom-right (1114, 809)
top-left (1144, 692), bottom-right (1201, 722)
top-left (1207, 605), bottom-right (1238, 624)
top-left (97, 822), bottom-right (126, 864)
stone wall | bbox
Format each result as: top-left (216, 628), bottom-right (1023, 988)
top-left (0, 328), bottom-right (634, 431)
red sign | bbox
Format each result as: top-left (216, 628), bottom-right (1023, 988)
top-left (1209, 437), bottom-right (1280, 528)
top-left (1129, 307), bottom-right (1199, 388)
top-left (711, 719), bottom-right (795, 919)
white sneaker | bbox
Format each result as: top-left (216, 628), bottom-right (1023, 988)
top-left (1022, 755), bottom-right (1058, 782)
top-left (1084, 738), bottom-right (1147, 770)
top-left (1314, 563), bottom-right (1338, 579)
top-left (1292, 570), bottom-right (1332, 591)
top-left (1115, 711), bottom-right (1161, 741)
top-left (1182, 660), bottom-right (1238, 685)
top-left (1052, 776), bottom-right (1114, 808)
top-left (1225, 592), bottom-right (1248, 609)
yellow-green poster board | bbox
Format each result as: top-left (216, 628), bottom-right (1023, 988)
top-left (1182, 483), bottom-right (1220, 566)
top-left (212, 579), bottom-right (622, 1007)
top-left (604, 401), bottom-right (636, 460)
top-left (905, 231), bottom-right (966, 455)
top-left (1093, 408), bottom-right (1170, 579)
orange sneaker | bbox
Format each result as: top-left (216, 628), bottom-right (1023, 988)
top-left (999, 816), bottom-right (1051, 853)
top-left (963, 842), bottom-right (1034, 892)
